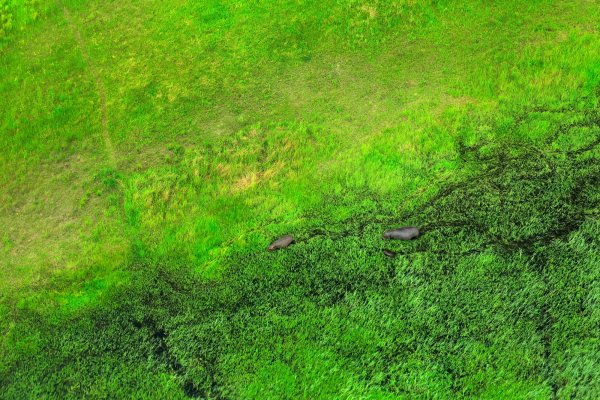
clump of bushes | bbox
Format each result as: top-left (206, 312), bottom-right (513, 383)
top-left (0, 0), bottom-right (39, 43)
top-left (0, 1), bottom-right (13, 38)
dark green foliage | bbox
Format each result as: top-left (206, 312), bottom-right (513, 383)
top-left (2, 104), bottom-right (599, 399)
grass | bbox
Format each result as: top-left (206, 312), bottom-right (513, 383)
top-left (1, 0), bottom-right (600, 398)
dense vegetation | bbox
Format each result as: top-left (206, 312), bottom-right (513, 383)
top-left (1, 0), bottom-right (599, 398)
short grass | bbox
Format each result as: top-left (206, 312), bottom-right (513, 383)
top-left (1, 0), bottom-right (600, 398)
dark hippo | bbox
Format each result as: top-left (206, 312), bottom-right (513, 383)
top-left (382, 249), bottom-right (397, 258)
top-left (268, 234), bottom-right (294, 251)
top-left (383, 227), bottom-right (420, 240)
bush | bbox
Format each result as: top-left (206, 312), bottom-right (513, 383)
top-left (0, 0), bottom-right (39, 44)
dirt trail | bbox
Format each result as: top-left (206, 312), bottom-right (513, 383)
top-left (60, 3), bottom-right (117, 167)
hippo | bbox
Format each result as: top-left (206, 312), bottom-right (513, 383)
top-left (268, 234), bottom-right (294, 251)
top-left (383, 227), bottom-right (420, 240)
top-left (382, 249), bottom-right (397, 258)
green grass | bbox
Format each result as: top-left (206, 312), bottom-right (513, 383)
top-left (1, 0), bottom-right (600, 398)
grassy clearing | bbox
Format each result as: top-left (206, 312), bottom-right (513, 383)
top-left (1, 0), bottom-right (600, 398)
